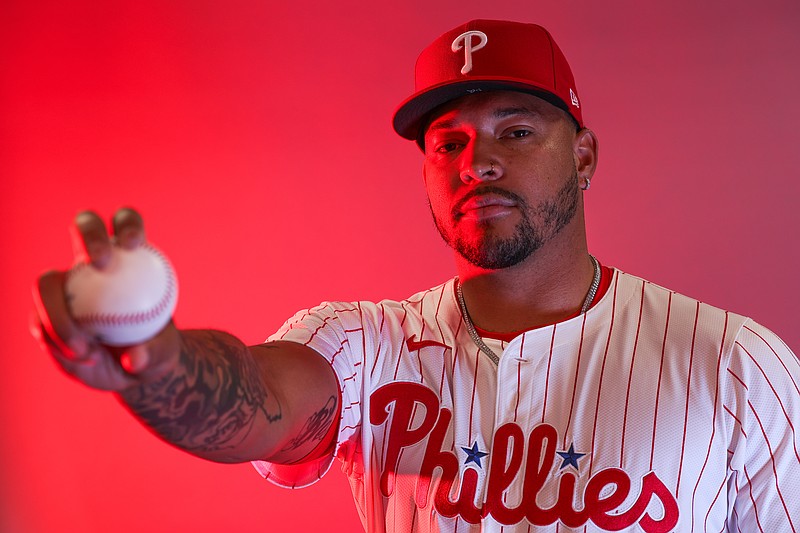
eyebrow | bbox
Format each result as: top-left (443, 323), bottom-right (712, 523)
top-left (426, 106), bottom-right (542, 134)
top-left (425, 118), bottom-right (459, 134)
top-left (493, 106), bottom-right (541, 119)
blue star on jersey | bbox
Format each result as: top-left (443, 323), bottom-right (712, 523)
top-left (461, 442), bottom-right (489, 468)
top-left (557, 443), bottom-right (586, 470)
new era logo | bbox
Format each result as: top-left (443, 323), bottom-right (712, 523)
top-left (570, 88), bottom-right (580, 108)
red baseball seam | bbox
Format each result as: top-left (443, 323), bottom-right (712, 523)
top-left (68, 245), bottom-right (177, 328)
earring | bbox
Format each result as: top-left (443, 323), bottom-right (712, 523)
top-left (580, 176), bottom-right (591, 191)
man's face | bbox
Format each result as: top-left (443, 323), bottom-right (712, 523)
top-left (422, 90), bottom-right (583, 270)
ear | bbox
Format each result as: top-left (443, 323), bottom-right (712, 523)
top-left (573, 128), bottom-right (599, 185)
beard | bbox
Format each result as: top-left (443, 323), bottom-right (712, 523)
top-left (431, 170), bottom-right (580, 270)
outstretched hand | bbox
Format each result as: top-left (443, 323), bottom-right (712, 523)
top-left (32, 208), bottom-right (181, 391)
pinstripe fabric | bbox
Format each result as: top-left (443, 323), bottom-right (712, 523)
top-left (252, 270), bottom-right (799, 532)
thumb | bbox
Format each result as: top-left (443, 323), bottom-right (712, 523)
top-left (120, 345), bottom-right (150, 374)
top-left (116, 323), bottom-right (182, 381)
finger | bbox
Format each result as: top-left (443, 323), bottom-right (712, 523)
top-left (34, 319), bottom-right (93, 372)
top-left (28, 313), bottom-right (70, 361)
top-left (72, 211), bottom-right (112, 268)
top-left (112, 207), bottom-right (146, 249)
top-left (40, 325), bottom-right (138, 391)
top-left (33, 270), bottom-right (90, 359)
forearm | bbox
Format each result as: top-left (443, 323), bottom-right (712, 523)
top-left (117, 329), bottom-right (282, 463)
top-left (33, 210), bottom-right (335, 464)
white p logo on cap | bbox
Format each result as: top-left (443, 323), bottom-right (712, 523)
top-left (451, 30), bottom-right (488, 75)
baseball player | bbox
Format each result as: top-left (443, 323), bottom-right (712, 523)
top-left (34, 20), bottom-right (800, 532)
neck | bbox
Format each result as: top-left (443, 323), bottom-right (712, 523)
top-left (455, 235), bottom-right (595, 334)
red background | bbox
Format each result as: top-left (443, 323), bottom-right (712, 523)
top-left (2, 1), bottom-right (799, 531)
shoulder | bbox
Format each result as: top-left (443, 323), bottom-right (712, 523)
top-left (611, 269), bottom-right (750, 340)
top-left (366, 278), bottom-right (457, 327)
top-left (616, 269), bottom-right (798, 386)
top-left (271, 278), bottom-right (458, 337)
top-left (727, 318), bottom-right (799, 393)
top-left (614, 269), bottom-right (734, 316)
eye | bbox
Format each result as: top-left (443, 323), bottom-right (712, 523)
top-left (506, 129), bottom-right (532, 139)
top-left (434, 141), bottom-right (462, 154)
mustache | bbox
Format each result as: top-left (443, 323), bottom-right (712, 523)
top-left (452, 185), bottom-right (526, 218)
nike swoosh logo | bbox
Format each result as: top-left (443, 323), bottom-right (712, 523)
top-left (406, 335), bottom-right (450, 352)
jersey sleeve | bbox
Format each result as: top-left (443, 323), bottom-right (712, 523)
top-left (723, 319), bottom-right (800, 530)
top-left (251, 301), bottom-right (366, 489)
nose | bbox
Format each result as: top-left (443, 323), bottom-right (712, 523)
top-left (459, 141), bottom-right (502, 184)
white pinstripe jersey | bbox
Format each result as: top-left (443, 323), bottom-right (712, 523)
top-left (252, 269), bottom-right (800, 532)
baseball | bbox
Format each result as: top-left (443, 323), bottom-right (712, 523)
top-left (65, 244), bottom-right (178, 346)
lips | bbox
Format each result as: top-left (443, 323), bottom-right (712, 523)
top-left (459, 195), bottom-right (516, 212)
top-left (454, 189), bottom-right (520, 221)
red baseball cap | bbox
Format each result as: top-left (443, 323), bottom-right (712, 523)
top-left (392, 20), bottom-right (583, 141)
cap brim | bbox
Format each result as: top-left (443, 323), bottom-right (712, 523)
top-left (392, 78), bottom-right (572, 141)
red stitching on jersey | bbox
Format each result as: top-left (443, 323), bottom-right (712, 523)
top-left (329, 342), bottom-right (347, 365)
top-left (587, 276), bottom-right (619, 477)
top-left (703, 474), bottom-right (728, 532)
top-left (620, 279), bottom-right (646, 466)
top-left (342, 400), bottom-right (360, 411)
top-left (450, 320), bottom-right (463, 381)
top-left (417, 292), bottom-right (428, 359)
top-left (727, 367), bottom-right (748, 390)
top-left (392, 303), bottom-right (410, 380)
top-left (438, 353), bottom-right (447, 399)
top-left (743, 464), bottom-right (764, 532)
top-left (303, 314), bottom-right (339, 346)
top-left (513, 356), bottom-right (522, 423)
top-left (742, 325), bottom-right (800, 398)
top-left (280, 308), bottom-right (314, 340)
top-left (723, 405), bottom-right (747, 437)
top-left (748, 399), bottom-right (797, 532)
top-left (650, 291), bottom-right (673, 471)
top-left (332, 304), bottom-right (360, 314)
top-left (690, 309), bottom-right (729, 531)
top-left (730, 470), bottom-right (744, 532)
top-left (541, 325), bottom-right (557, 424)
top-left (70, 245), bottom-right (176, 332)
top-left (370, 302), bottom-right (386, 378)
top-left (738, 342), bottom-right (800, 463)
top-left (434, 285), bottom-right (447, 346)
top-left (399, 301), bottom-right (409, 328)
top-left (467, 344), bottom-right (480, 444)
top-left (562, 312), bottom-right (588, 449)
top-left (676, 301), bottom-right (701, 498)
top-left (416, 340), bottom-right (424, 382)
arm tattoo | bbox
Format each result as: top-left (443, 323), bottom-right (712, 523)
top-left (120, 331), bottom-right (281, 455)
top-left (281, 395), bottom-right (338, 453)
